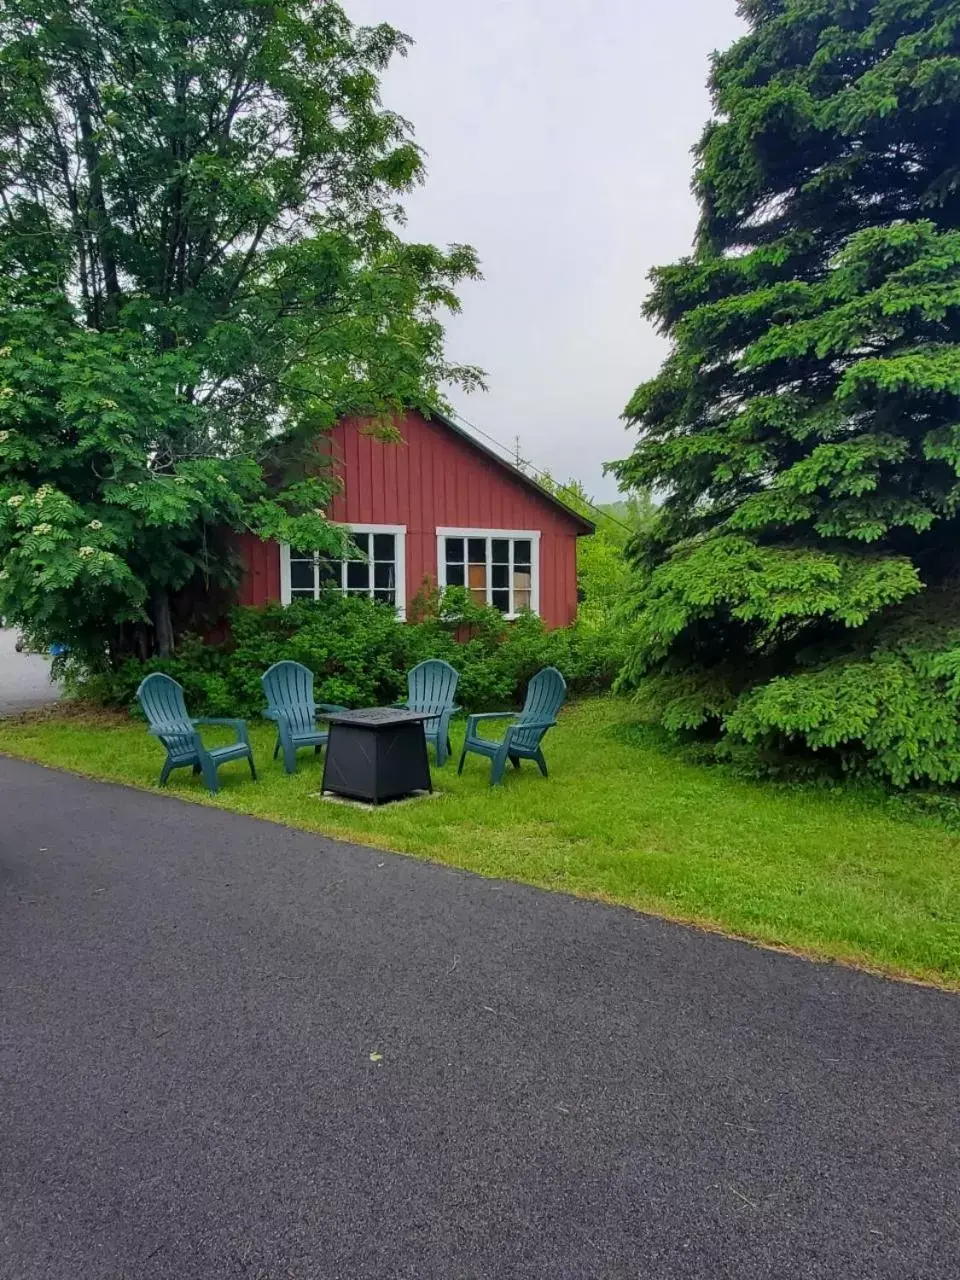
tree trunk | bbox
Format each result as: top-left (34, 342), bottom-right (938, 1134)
top-left (152, 591), bottom-right (175, 657)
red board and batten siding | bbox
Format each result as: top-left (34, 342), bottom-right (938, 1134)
top-left (237, 410), bottom-right (588, 629)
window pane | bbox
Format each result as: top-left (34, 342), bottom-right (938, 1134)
top-left (492, 589), bottom-right (510, 613)
top-left (374, 562), bottom-right (395, 590)
top-left (317, 559), bottom-right (340, 586)
top-left (373, 589), bottom-right (396, 605)
top-left (446, 563), bottom-right (465, 587)
top-left (445, 537), bottom-right (464, 564)
top-left (373, 533), bottom-right (395, 561)
top-left (514, 569), bottom-right (532, 592)
top-left (346, 560), bottom-right (369, 591)
top-left (467, 563), bottom-right (487, 591)
top-left (491, 539), bottom-right (509, 564)
top-left (492, 563), bottom-right (509, 589)
top-left (468, 538), bottom-right (487, 564)
top-left (514, 590), bottom-right (532, 612)
top-left (351, 532), bottom-right (369, 556)
top-left (513, 540), bottom-right (532, 567)
top-left (290, 558), bottom-right (315, 592)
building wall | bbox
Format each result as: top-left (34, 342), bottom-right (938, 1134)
top-left (237, 410), bottom-right (584, 629)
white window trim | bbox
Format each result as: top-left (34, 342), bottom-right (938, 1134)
top-left (435, 527), bottom-right (541, 618)
top-left (280, 524), bottom-right (407, 619)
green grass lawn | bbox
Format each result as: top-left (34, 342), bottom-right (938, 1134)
top-left (2, 695), bottom-right (959, 987)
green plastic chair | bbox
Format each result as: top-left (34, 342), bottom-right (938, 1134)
top-left (458, 667), bottom-right (567, 786)
top-left (397, 659), bottom-right (460, 765)
top-left (136, 673), bottom-right (256, 795)
top-left (261, 660), bottom-right (347, 775)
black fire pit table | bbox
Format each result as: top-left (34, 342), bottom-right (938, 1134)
top-left (321, 708), bottom-right (433, 805)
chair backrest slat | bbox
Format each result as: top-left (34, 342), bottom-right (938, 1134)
top-left (513, 667), bottom-right (566, 749)
top-left (136, 673), bottom-right (197, 754)
top-left (406, 660), bottom-right (459, 717)
top-left (261, 661), bottom-right (317, 734)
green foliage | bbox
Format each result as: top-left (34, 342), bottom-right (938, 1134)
top-left (0, 0), bottom-right (481, 665)
top-left (612, 0), bottom-right (960, 787)
top-left (77, 590), bottom-right (622, 717)
top-left (529, 471), bottom-right (656, 628)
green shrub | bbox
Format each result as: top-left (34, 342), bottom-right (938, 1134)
top-left (77, 587), bottom-right (623, 717)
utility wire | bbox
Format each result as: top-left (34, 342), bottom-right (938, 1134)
top-left (446, 408), bottom-right (636, 536)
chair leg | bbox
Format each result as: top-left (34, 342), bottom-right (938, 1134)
top-left (192, 763), bottom-right (202, 776)
top-left (509, 754), bottom-right (521, 770)
top-left (436, 732), bottom-right (447, 768)
top-left (457, 746), bottom-right (469, 776)
top-left (490, 746), bottom-right (510, 786)
top-left (278, 729), bottom-right (296, 775)
top-left (201, 757), bottom-right (220, 795)
top-left (273, 738), bottom-right (280, 760)
top-left (159, 758), bottom-right (173, 787)
top-left (248, 752), bottom-right (258, 781)
top-left (534, 749), bottom-right (548, 778)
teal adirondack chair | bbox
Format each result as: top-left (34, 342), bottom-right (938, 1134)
top-left (397, 659), bottom-right (460, 766)
top-left (261, 660), bottom-right (347, 774)
top-left (136, 673), bottom-right (256, 795)
top-left (458, 667), bottom-right (567, 786)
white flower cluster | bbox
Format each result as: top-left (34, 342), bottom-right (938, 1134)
top-left (32, 523), bottom-right (53, 535)
top-left (7, 494), bottom-right (24, 507)
top-left (87, 520), bottom-right (103, 530)
top-left (78, 546), bottom-right (96, 558)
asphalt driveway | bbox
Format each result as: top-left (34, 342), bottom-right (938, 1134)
top-left (1, 757), bottom-right (958, 1279)
top-left (0, 628), bottom-right (58, 715)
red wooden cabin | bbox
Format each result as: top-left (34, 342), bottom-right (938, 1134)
top-left (236, 409), bottom-right (593, 629)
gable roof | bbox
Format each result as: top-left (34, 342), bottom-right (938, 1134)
top-left (424, 408), bottom-right (595, 535)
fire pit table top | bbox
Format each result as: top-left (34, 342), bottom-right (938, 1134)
top-left (325, 708), bottom-right (430, 728)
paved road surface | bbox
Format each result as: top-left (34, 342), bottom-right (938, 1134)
top-left (0, 628), bottom-right (58, 714)
top-left (1, 758), bottom-right (958, 1279)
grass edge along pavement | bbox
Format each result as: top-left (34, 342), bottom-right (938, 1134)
top-left (1, 696), bottom-right (959, 989)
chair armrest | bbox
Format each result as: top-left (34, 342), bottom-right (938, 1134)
top-left (194, 717), bottom-right (250, 745)
top-left (262, 709), bottom-right (280, 722)
top-left (465, 710), bottom-right (517, 737)
top-left (508, 719), bottom-right (556, 733)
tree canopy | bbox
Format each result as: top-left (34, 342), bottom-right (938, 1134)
top-left (613, 0), bottom-right (960, 785)
top-left (0, 0), bottom-right (480, 662)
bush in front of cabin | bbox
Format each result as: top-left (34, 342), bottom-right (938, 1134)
top-left (76, 587), bottom-right (625, 718)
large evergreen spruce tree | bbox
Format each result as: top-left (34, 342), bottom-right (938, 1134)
top-left (613, 0), bottom-right (960, 785)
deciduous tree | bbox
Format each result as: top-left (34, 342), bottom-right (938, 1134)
top-left (0, 0), bottom-right (481, 662)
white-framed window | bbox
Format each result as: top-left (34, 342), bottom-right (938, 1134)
top-left (280, 524), bottom-right (406, 617)
top-left (435, 528), bottom-right (540, 618)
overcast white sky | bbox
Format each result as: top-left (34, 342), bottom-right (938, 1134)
top-left (346, 0), bottom-right (746, 499)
